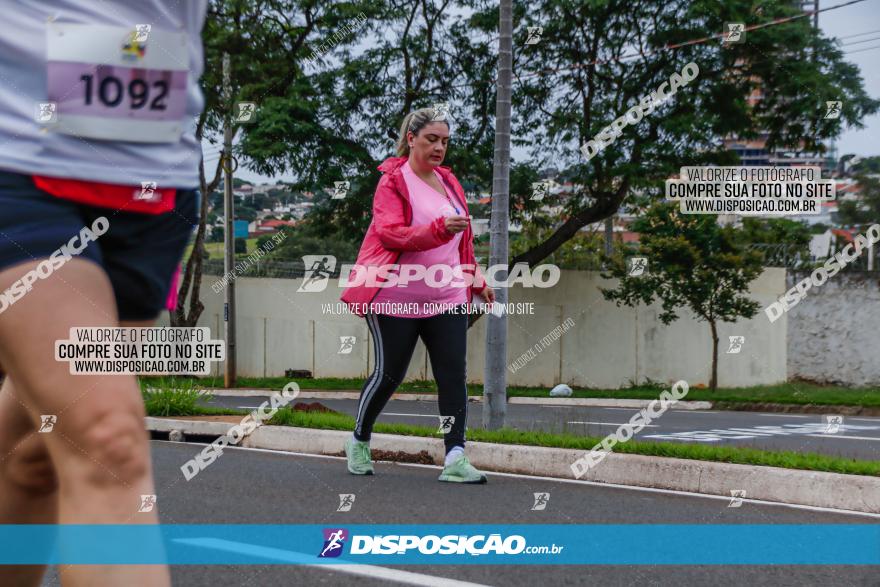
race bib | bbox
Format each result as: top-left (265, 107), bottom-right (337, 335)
top-left (46, 23), bottom-right (189, 143)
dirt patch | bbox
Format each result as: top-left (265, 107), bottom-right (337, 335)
top-left (714, 401), bottom-right (880, 417)
top-left (331, 449), bottom-right (436, 465)
top-left (292, 401), bottom-right (342, 415)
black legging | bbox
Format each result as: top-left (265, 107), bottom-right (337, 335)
top-left (353, 305), bottom-right (469, 453)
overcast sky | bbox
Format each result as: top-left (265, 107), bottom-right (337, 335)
top-left (227, 0), bottom-right (880, 184)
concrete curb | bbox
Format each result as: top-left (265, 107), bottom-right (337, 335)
top-left (201, 389), bottom-right (713, 410)
top-left (146, 417), bottom-right (880, 514)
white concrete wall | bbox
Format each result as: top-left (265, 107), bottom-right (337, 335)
top-left (786, 271), bottom-right (880, 386)
top-left (160, 268), bottom-right (788, 389)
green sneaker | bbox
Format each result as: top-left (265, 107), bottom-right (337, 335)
top-left (345, 437), bottom-right (374, 475)
top-left (438, 454), bottom-right (487, 484)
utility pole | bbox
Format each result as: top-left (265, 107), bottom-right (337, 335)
top-left (604, 216), bottom-right (614, 257)
top-left (222, 52), bottom-right (237, 387)
top-left (483, 0), bottom-right (512, 430)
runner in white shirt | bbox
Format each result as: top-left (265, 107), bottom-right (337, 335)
top-left (0, 3), bottom-right (207, 586)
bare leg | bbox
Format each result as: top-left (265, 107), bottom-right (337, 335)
top-left (0, 378), bottom-right (58, 587)
top-left (0, 259), bottom-right (170, 587)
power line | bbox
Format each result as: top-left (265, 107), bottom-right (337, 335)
top-left (844, 43), bottom-right (880, 55)
top-left (836, 28), bottom-right (880, 40)
top-left (840, 35), bottom-right (880, 47)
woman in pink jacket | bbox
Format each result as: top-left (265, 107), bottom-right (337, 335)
top-left (340, 107), bottom-right (495, 483)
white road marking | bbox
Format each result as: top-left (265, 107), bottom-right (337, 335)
top-left (159, 441), bottom-right (880, 519)
top-left (174, 538), bottom-right (490, 586)
top-left (806, 434), bottom-right (880, 442)
top-left (567, 421), bottom-right (658, 428)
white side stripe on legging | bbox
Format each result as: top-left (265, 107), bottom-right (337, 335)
top-left (355, 314), bottom-right (384, 435)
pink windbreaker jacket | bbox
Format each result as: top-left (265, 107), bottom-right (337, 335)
top-left (340, 156), bottom-right (487, 317)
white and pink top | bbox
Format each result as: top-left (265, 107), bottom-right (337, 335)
top-left (371, 160), bottom-right (469, 317)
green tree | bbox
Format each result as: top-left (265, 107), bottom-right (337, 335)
top-left (474, 0), bottom-right (878, 272)
top-left (600, 203), bottom-right (763, 391)
top-left (837, 156), bottom-right (880, 229)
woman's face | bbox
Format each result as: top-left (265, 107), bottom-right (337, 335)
top-left (408, 122), bottom-right (449, 167)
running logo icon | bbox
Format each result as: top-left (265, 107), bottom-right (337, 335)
top-left (823, 415), bottom-right (843, 434)
top-left (525, 26), bottom-right (543, 45)
top-left (138, 494), bottom-right (157, 513)
top-left (727, 336), bottom-right (745, 354)
top-left (332, 181), bottom-right (349, 199)
top-left (298, 255), bottom-right (337, 292)
top-left (531, 492), bottom-right (549, 511)
top-left (235, 102), bottom-right (257, 124)
top-left (627, 257), bottom-right (648, 277)
top-left (430, 102), bottom-right (449, 122)
top-left (136, 181), bottom-right (159, 201)
top-left (318, 528), bottom-right (348, 558)
top-left (36, 102), bottom-right (58, 124)
top-left (38, 415), bottom-right (57, 433)
top-left (438, 416), bottom-right (455, 434)
top-left (824, 101), bottom-right (842, 120)
top-left (728, 489), bottom-right (746, 508)
top-left (338, 336), bottom-right (356, 354)
top-left (531, 180), bottom-right (552, 201)
top-left (337, 494), bottom-right (355, 512)
top-left (723, 23), bottom-right (745, 44)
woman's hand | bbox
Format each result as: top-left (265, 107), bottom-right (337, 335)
top-left (443, 215), bottom-right (469, 234)
top-left (478, 286), bottom-right (496, 304)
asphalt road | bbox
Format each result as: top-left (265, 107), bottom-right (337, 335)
top-left (207, 395), bottom-right (880, 461)
top-left (39, 441), bottom-right (880, 586)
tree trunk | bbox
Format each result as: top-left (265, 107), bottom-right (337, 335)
top-left (709, 320), bottom-right (719, 392)
top-left (483, 0), bottom-right (513, 431)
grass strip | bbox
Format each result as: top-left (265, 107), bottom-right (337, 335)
top-left (262, 407), bottom-right (880, 478)
top-left (140, 375), bottom-right (880, 408)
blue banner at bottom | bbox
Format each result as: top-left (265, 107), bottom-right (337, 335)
top-left (1, 525), bottom-right (878, 565)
